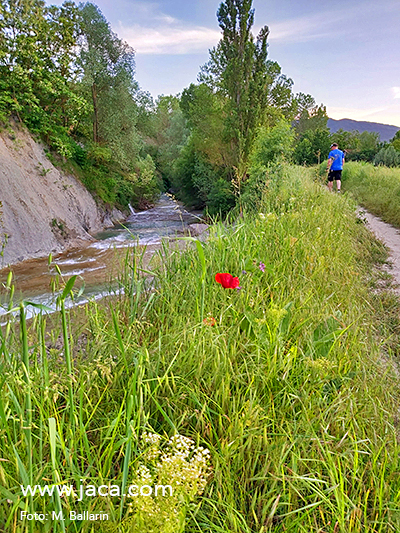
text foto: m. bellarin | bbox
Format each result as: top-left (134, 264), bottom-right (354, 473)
top-left (21, 511), bottom-right (109, 521)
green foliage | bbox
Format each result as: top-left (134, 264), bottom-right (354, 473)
top-left (295, 103), bottom-right (328, 134)
top-left (391, 130), bottom-right (400, 151)
top-left (374, 145), bottom-right (400, 167)
top-left (0, 0), bottom-right (83, 143)
top-left (206, 178), bottom-right (236, 216)
top-left (87, 144), bottom-right (112, 165)
top-left (250, 120), bottom-right (294, 167)
top-left (241, 161), bottom-right (284, 211)
top-left (170, 138), bottom-right (201, 206)
top-left (293, 104), bottom-right (331, 165)
top-left (330, 129), bottom-right (381, 162)
top-left (175, 0), bottom-right (315, 212)
top-left (199, 0), bottom-right (303, 176)
top-left (148, 95), bottom-right (189, 189)
top-left (172, 137), bottom-right (228, 210)
top-left (330, 128), bottom-right (360, 158)
top-left (241, 121), bottom-right (294, 211)
top-left (293, 128), bottom-right (331, 165)
top-left (0, 0), bottom-right (161, 208)
top-left (357, 131), bottom-right (380, 161)
top-left (78, 3), bottom-right (142, 171)
top-left (180, 83), bottom-right (230, 168)
top-left (127, 155), bottom-right (161, 208)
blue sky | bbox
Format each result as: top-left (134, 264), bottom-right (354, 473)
top-left (49, 0), bottom-right (400, 126)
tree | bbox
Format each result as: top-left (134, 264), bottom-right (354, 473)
top-left (199, 0), bottom-right (273, 178)
top-left (0, 0), bottom-right (79, 125)
top-left (293, 104), bottom-right (331, 165)
top-left (250, 120), bottom-right (294, 167)
top-left (197, 0), bottom-right (314, 186)
top-left (293, 128), bottom-right (331, 166)
top-left (357, 131), bottom-right (380, 161)
top-left (149, 95), bottom-right (189, 188)
top-left (329, 129), bottom-right (380, 162)
top-left (330, 128), bottom-right (360, 158)
top-left (0, 0), bottom-right (87, 156)
top-left (295, 104), bottom-right (329, 135)
top-left (374, 146), bottom-right (400, 167)
top-left (390, 130), bottom-right (400, 151)
top-left (180, 83), bottom-right (231, 168)
top-left (77, 3), bottom-right (142, 170)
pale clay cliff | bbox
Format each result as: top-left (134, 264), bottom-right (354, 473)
top-left (0, 122), bottom-right (124, 266)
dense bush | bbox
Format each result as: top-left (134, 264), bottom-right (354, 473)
top-left (250, 120), bottom-right (294, 167)
top-left (374, 145), bottom-right (400, 167)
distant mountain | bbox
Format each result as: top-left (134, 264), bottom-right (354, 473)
top-left (327, 118), bottom-right (400, 143)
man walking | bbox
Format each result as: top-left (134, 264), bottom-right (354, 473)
top-left (327, 143), bottom-right (345, 192)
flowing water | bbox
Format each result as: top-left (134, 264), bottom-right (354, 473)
top-left (0, 195), bottom-right (201, 321)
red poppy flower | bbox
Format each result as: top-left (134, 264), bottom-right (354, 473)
top-left (215, 273), bottom-right (240, 289)
top-left (203, 316), bottom-right (216, 326)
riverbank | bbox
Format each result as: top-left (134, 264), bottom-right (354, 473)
top-left (0, 194), bottom-right (204, 320)
top-left (1, 165), bottom-right (400, 532)
top-left (0, 121), bottom-right (125, 267)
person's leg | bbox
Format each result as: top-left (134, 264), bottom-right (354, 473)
top-left (336, 170), bottom-right (342, 192)
top-left (328, 171), bottom-right (333, 191)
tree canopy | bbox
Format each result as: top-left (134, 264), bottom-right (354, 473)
top-left (2, 0), bottom-right (383, 215)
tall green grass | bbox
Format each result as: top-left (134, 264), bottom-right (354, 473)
top-left (342, 162), bottom-right (400, 227)
top-left (1, 165), bottom-right (400, 532)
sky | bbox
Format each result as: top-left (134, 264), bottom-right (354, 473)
top-left (48, 0), bottom-right (400, 127)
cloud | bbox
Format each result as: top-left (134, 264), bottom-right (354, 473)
top-left (115, 0), bottom-right (397, 55)
top-left (120, 11), bottom-right (332, 56)
top-left (119, 11), bottom-right (332, 56)
top-left (119, 23), bottom-right (221, 54)
top-left (266, 13), bottom-right (339, 43)
top-left (113, 1), bottom-right (221, 55)
top-left (393, 87), bottom-right (400, 99)
top-left (327, 105), bottom-right (390, 120)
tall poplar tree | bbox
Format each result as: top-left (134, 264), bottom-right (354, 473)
top-left (206, 0), bottom-right (271, 178)
top-left (198, 0), bottom-right (303, 188)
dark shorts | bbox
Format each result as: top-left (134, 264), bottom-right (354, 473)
top-left (328, 169), bottom-right (342, 182)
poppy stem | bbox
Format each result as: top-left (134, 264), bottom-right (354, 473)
top-left (200, 279), bottom-right (205, 323)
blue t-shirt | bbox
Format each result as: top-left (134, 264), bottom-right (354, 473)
top-left (328, 149), bottom-right (345, 170)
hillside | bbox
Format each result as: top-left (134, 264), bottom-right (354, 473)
top-left (327, 118), bottom-right (400, 142)
top-left (0, 122), bottom-right (123, 266)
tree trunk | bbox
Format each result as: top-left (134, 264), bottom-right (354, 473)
top-left (91, 83), bottom-right (98, 143)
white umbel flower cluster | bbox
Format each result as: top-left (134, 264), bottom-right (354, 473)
top-left (127, 432), bottom-right (212, 533)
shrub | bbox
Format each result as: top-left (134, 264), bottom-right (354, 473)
top-left (205, 178), bottom-right (236, 216)
top-left (250, 120), bottom-right (294, 167)
top-left (374, 145), bottom-right (400, 167)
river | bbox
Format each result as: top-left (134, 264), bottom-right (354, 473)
top-left (0, 194), bottom-right (202, 320)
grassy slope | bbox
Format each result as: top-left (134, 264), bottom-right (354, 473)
top-left (1, 165), bottom-right (400, 532)
top-left (342, 162), bottom-right (400, 227)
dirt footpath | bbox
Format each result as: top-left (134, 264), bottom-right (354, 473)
top-left (360, 209), bottom-right (400, 293)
